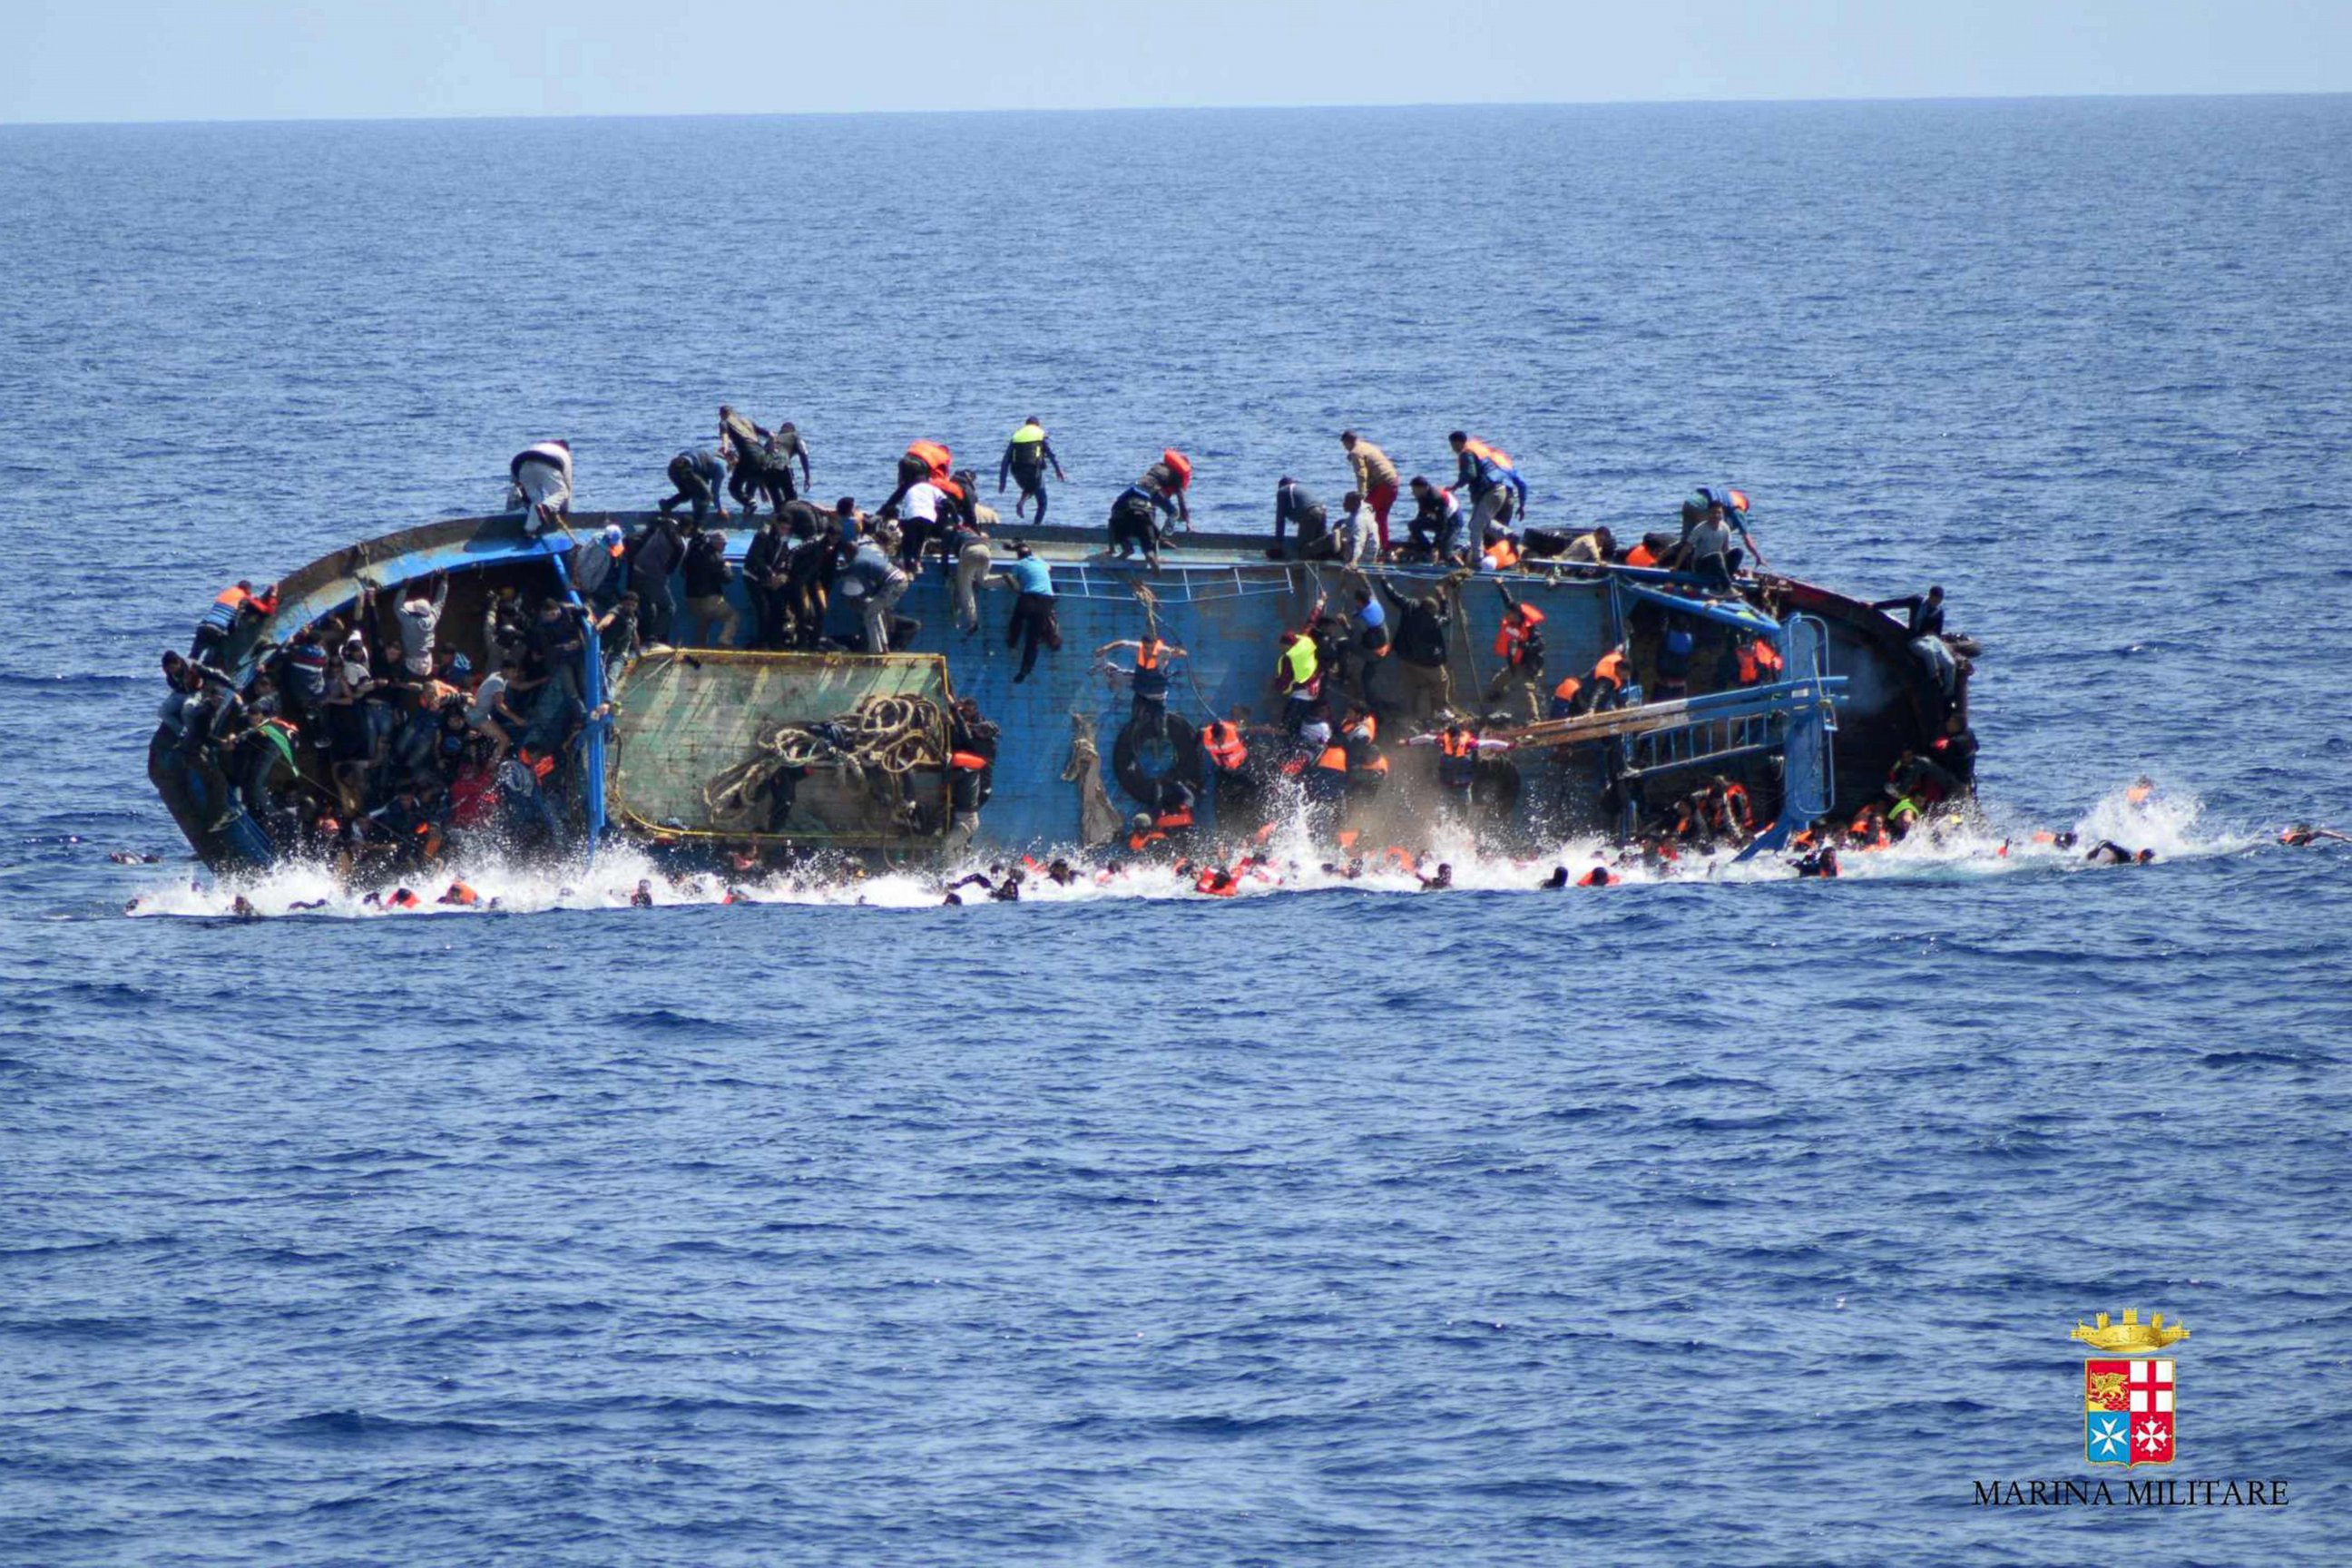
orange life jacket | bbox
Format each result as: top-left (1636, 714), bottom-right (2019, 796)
top-left (1378, 846), bottom-right (1416, 875)
top-left (1161, 449), bottom-right (1191, 488)
top-left (1552, 675), bottom-right (1582, 703)
top-left (1487, 537), bottom-right (1521, 570)
top-left (214, 585), bottom-right (251, 612)
top-left (949, 750), bottom-right (990, 771)
top-left (1355, 749), bottom-right (1389, 776)
top-left (1578, 867), bottom-right (1612, 887)
top-left (1592, 651), bottom-right (1629, 688)
top-left (1154, 807), bottom-right (1194, 830)
top-left (906, 440), bottom-right (953, 482)
top-left (1737, 638), bottom-right (1785, 685)
top-left (1136, 639), bottom-right (1167, 671)
top-left (1203, 720), bottom-right (1248, 770)
top-left (1127, 828), bottom-right (1166, 852)
top-left (1720, 782), bottom-right (1752, 830)
top-left (1624, 544), bottom-right (1658, 567)
top-left (933, 474), bottom-right (965, 503)
top-left (387, 888), bottom-right (420, 908)
top-left (1316, 743), bottom-right (1349, 773)
top-left (439, 882), bottom-right (480, 906)
top-left (1493, 603), bottom-right (1543, 662)
top-left (1461, 437), bottom-right (1514, 469)
top-left (1194, 867), bottom-right (1240, 897)
top-left (1438, 730), bottom-right (1477, 759)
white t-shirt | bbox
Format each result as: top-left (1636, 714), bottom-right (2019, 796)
top-left (903, 482), bottom-right (945, 523)
top-left (466, 673), bottom-right (508, 730)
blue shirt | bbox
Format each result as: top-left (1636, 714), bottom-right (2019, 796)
top-left (1357, 598), bottom-right (1387, 631)
top-left (1004, 556), bottom-right (1054, 596)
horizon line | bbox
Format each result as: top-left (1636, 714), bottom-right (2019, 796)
top-left (4, 87), bottom-right (2347, 132)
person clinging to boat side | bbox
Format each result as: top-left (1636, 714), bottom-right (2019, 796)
top-left (190, 579), bottom-right (279, 664)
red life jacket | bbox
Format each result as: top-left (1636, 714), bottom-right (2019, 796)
top-left (1203, 720), bottom-right (1248, 770)
top-left (1493, 603), bottom-right (1544, 662)
top-left (1737, 639), bottom-right (1785, 685)
top-left (906, 440), bottom-right (953, 483)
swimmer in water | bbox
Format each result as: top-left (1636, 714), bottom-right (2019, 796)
top-left (1418, 861), bottom-right (1454, 890)
top-left (2030, 829), bottom-right (2081, 850)
top-left (2125, 776), bottom-right (2156, 807)
top-left (107, 851), bottom-right (162, 865)
top-left (2279, 824), bottom-right (2351, 847)
top-left (2084, 840), bottom-right (2155, 865)
top-left (630, 880), bottom-right (656, 907)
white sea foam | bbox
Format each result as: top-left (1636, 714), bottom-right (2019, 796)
top-left (121, 778), bottom-right (2260, 919)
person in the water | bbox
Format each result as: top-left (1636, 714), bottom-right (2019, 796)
top-left (2279, 824), bottom-right (2350, 846)
top-left (2084, 840), bottom-right (2155, 865)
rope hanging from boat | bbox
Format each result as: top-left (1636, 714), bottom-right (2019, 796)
top-left (701, 692), bottom-right (949, 830)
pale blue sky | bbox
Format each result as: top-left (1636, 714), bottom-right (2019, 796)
top-left (3, 0), bottom-right (2345, 123)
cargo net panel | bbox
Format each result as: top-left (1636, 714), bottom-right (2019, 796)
top-left (605, 651), bottom-right (954, 846)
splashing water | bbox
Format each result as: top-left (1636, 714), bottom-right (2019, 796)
top-left (118, 777), bottom-right (2268, 919)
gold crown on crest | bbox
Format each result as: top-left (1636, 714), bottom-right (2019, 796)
top-left (2071, 1308), bottom-right (2190, 1353)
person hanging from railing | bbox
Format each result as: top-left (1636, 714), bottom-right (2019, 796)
top-left (1485, 583), bottom-right (1545, 716)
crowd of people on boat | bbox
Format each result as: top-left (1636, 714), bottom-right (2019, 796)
top-left (156, 568), bottom-right (612, 878)
top-left (161, 406), bottom-right (1991, 882)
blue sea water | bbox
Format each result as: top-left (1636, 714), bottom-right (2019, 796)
top-left (3, 97), bottom-right (2351, 1563)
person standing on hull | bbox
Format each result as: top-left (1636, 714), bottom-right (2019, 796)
top-left (1447, 431), bottom-right (1527, 549)
top-left (659, 448), bottom-right (730, 524)
top-left (718, 407), bottom-right (771, 516)
top-left (1000, 541), bottom-right (1061, 683)
top-left (1341, 431), bottom-right (1401, 553)
top-left (510, 439), bottom-right (574, 535)
top-left (998, 417), bottom-right (1067, 522)
top-left (762, 421), bottom-right (813, 509)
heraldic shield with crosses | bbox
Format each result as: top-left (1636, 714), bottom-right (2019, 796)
top-left (2084, 1358), bottom-right (2175, 1465)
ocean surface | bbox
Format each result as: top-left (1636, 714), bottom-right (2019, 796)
top-left (4, 98), bottom-right (2350, 1563)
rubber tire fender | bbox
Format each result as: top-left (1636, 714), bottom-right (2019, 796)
top-left (1111, 712), bottom-right (1205, 807)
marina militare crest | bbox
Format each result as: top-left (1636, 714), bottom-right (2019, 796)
top-left (2073, 1309), bottom-right (2188, 1466)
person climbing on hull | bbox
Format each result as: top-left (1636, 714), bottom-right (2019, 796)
top-left (510, 439), bottom-right (574, 534)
